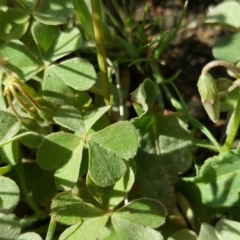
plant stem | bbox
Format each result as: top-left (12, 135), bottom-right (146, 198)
top-left (45, 214), bottom-right (57, 240)
top-left (169, 83), bottom-right (222, 152)
top-left (202, 60), bottom-right (240, 76)
top-left (20, 213), bottom-right (48, 228)
top-left (0, 132), bottom-right (36, 147)
top-left (222, 90), bottom-right (240, 152)
top-left (90, 0), bottom-right (110, 106)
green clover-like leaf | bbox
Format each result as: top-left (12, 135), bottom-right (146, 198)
top-left (51, 192), bottom-right (105, 225)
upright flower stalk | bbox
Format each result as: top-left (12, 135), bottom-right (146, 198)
top-left (91, 0), bottom-right (110, 106)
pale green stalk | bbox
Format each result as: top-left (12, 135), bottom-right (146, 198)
top-left (90, 0), bottom-right (110, 105)
top-left (222, 89), bottom-right (240, 152)
top-left (45, 214), bottom-right (57, 240)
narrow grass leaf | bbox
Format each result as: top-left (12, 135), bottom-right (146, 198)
top-left (72, 0), bottom-right (95, 40)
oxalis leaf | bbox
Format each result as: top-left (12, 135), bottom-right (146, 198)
top-left (0, 213), bottom-right (21, 240)
top-left (0, 7), bottom-right (30, 41)
top-left (54, 140), bottom-right (84, 191)
top-left (53, 106), bottom-right (85, 133)
top-left (53, 105), bottom-right (110, 134)
top-left (51, 192), bottom-right (105, 225)
top-left (167, 229), bottom-right (197, 240)
top-left (199, 219), bottom-right (240, 240)
top-left (199, 223), bottom-right (218, 240)
top-left (111, 205), bottom-right (165, 240)
top-left (204, 0), bottom-right (240, 29)
top-left (43, 58), bottom-right (96, 101)
top-left (86, 163), bottom-right (135, 210)
top-left (131, 79), bottom-right (193, 211)
top-left (36, 132), bottom-right (81, 171)
top-left (0, 141), bottom-right (19, 165)
top-left (212, 33), bottom-right (240, 64)
top-left (113, 198), bottom-right (166, 228)
top-left (87, 121), bottom-right (138, 187)
top-left (17, 232), bottom-right (43, 240)
top-left (59, 216), bottom-right (109, 240)
top-left (0, 40), bottom-right (42, 81)
top-left (179, 148), bottom-right (240, 212)
top-left (0, 110), bottom-right (20, 144)
top-left (33, 0), bottom-right (74, 25)
top-left (32, 23), bottom-right (82, 62)
top-left (0, 176), bottom-right (20, 214)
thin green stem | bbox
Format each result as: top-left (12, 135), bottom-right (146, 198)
top-left (45, 214), bottom-right (57, 240)
top-left (0, 132), bottom-right (36, 147)
top-left (13, 82), bottom-right (41, 110)
top-left (4, 88), bottom-right (21, 118)
top-left (222, 89), bottom-right (240, 152)
top-left (202, 60), bottom-right (240, 77)
top-left (9, 85), bottom-right (30, 113)
top-left (193, 140), bottom-right (219, 152)
top-left (154, 0), bottom-right (188, 58)
top-left (90, 0), bottom-right (110, 106)
top-left (170, 83), bottom-right (221, 152)
top-left (20, 213), bottom-right (48, 228)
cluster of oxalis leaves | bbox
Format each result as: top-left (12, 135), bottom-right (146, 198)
top-left (0, 2), bottom-right (185, 239)
top-left (1, 0), bottom-right (240, 240)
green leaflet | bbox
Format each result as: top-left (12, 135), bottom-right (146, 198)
top-left (33, 0), bottom-right (74, 25)
top-left (59, 216), bottom-right (109, 240)
top-left (0, 176), bottom-right (20, 214)
top-left (179, 148), bottom-right (240, 208)
top-left (0, 111), bottom-right (20, 143)
top-left (0, 213), bottom-right (21, 240)
top-left (132, 79), bottom-right (192, 211)
top-left (36, 132), bottom-right (81, 171)
top-left (32, 23), bottom-right (82, 62)
top-left (0, 7), bottom-right (29, 41)
top-left (88, 121), bottom-right (138, 187)
top-left (51, 192), bottom-right (105, 225)
top-left (204, 1), bottom-right (240, 29)
top-left (0, 40), bottom-right (42, 81)
top-left (113, 198), bottom-right (166, 228)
